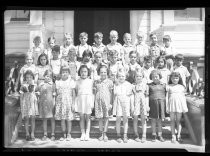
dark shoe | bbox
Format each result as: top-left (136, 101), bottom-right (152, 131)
top-left (151, 135), bottom-right (157, 142)
top-left (157, 135), bottom-right (165, 142)
top-left (26, 135), bottom-right (30, 141)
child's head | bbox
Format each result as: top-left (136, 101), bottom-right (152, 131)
top-left (144, 56), bottom-right (152, 68)
top-left (79, 32), bottom-right (88, 45)
top-left (150, 69), bottom-right (162, 84)
top-left (94, 32), bottom-right (103, 45)
top-left (117, 68), bottom-right (126, 83)
top-left (97, 65), bottom-right (109, 80)
top-left (37, 53), bottom-right (49, 66)
top-left (68, 47), bottom-right (77, 62)
top-left (136, 31), bottom-right (145, 44)
top-left (60, 66), bottom-right (70, 80)
top-left (163, 35), bottom-right (171, 48)
top-left (135, 71), bottom-right (144, 83)
top-left (43, 69), bottom-right (53, 82)
top-left (78, 65), bottom-right (91, 79)
top-left (129, 51), bottom-right (137, 64)
top-left (48, 36), bottom-right (56, 48)
top-left (149, 33), bottom-right (158, 44)
top-left (64, 33), bottom-right (73, 46)
top-left (168, 71), bottom-right (184, 86)
top-left (109, 50), bottom-right (118, 63)
top-left (156, 56), bottom-right (166, 69)
top-left (33, 36), bottom-right (41, 47)
top-left (174, 54), bottom-right (184, 67)
top-left (23, 70), bottom-right (34, 82)
top-left (94, 51), bottom-right (103, 64)
top-left (51, 45), bottom-right (60, 59)
top-left (123, 33), bottom-right (132, 45)
top-left (82, 49), bottom-right (92, 63)
top-left (109, 30), bottom-right (118, 43)
top-left (25, 53), bottom-right (34, 66)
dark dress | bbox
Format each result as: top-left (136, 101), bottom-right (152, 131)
top-left (148, 82), bottom-right (166, 119)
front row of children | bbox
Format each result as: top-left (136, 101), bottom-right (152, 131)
top-left (19, 53), bottom-right (188, 144)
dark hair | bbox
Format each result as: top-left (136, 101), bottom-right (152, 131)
top-left (175, 54), bottom-right (184, 60)
top-left (156, 55), bottom-right (166, 67)
top-left (129, 51), bottom-right (137, 57)
top-left (78, 65), bottom-right (91, 77)
top-left (43, 69), bottom-right (53, 78)
top-left (23, 70), bottom-right (35, 81)
top-left (60, 66), bottom-right (70, 75)
top-left (94, 32), bottom-right (103, 38)
top-left (82, 49), bottom-right (93, 58)
top-left (37, 53), bottom-right (49, 66)
top-left (149, 69), bottom-right (162, 80)
top-left (168, 71), bottom-right (184, 86)
top-left (144, 55), bottom-right (152, 62)
top-left (163, 35), bottom-right (171, 42)
top-left (149, 33), bottom-right (157, 39)
top-left (79, 32), bottom-right (88, 38)
top-left (52, 45), bottom-right (60, 53)
top-left (33, 36), bottom-right (41, 43)
top-left (97, 64), bottom-right (109, 76)
top-left (48, 36), bottom-right (56, 43)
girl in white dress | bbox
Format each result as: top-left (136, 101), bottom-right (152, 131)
top-left (75, 65), bottom-right (94, 141)
top-left (166, 71), bottom-right (188, 143)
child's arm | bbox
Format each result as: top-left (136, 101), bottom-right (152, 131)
top-left (165, 85), bottom-right (169, 114)
top-left (71, 88), bottom-right (76, 112)
top-left (145, 84), bottom-right (150, 113)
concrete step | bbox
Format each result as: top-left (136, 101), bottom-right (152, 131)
top-left (18, 117), bottom-right (189, 139)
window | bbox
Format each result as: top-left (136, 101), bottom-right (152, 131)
top-left (10, 10), bottom-right (30, 21)
top-left (174, 8), bottom-right (202, 21)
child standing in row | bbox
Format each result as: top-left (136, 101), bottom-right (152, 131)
top-left (94, 65), bottom-right (114, 142)
top-left (148, 70), bottom-right (166, 142)
top-left (173, 54), bottom-right (190, 88)
top-left (37, 70), bottom-right (56, 141)
top-left (76, 32), bottom-right (92, 62)
top-left (132, 71), bottom-right (149, 143)
top-left (19, 70), bottom-right (39, 141)
top-left (92, 32), bottom-right (107, 61)
top-left (141, 56), bottom-right (154, 84)
top-left (50, 45), bottom-right (62, 82)
top-left (122, 33), bottom-right (135, 65)
top-left (75, 65), bottom-right (94, 141)
top-left (135, 31), bottom-right (150, 67)
top-left (54, 66), bottom-right (76, 141)
top-left (36, 53), bottom-right (51, 85)
top-left (167, 72), bottom-right (188, 143)
top-left (113, 69), bottom-right (133, 143)
top-left (44, 36), bottom-right (56, 64)
top-left (60, 33), bottom-right (75, 60)
top-left (106, 30), bottom-right (124, 62)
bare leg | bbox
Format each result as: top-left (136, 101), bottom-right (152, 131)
top-left (85, 114), bottom-right (91, 140)
top-left (157, 118), bottom-right (162, 136)
top-left (67, 120), bottom-right (72, 135)
top-left (123, 116), bottom-right (128, 143)
top-left (79, 113), bottom-right (85, 141)
top-left (104, 117), bottom-right (109, 133)
top-left (133, 115), bottom-right (139, 136)
top-left (99, 118), bottom-right (103, 132)
top-left (61, 119), bottom-right (66, 133)
top-left (51, 118), bottom-right (55, 136)
top-left (170, 112), bottom-right (176, 136)
top-left (116, 116), bottom-right (121, 136)
top-left (43, 118), bottom-right (48, 136)
top-left (176, 113), bottom-right (183, 139)
top-left (25, 117), bottom-right (30, 136)
top-left (31, 116), bottom-right (36, 138)
top-left (141, 115), bottom-right (147, 138)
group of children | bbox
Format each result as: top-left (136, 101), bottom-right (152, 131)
top-left (14, 30), bottom-right (191, 144)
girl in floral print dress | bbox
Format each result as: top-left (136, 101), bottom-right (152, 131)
top-left (54, 66), bottom-right (76, 141)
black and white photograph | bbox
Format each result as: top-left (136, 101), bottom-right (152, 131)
top-left (4, 8), bottom-right (206, 152)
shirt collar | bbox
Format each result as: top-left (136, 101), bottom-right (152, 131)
top-left (123, 43), bottom-right (133, 47)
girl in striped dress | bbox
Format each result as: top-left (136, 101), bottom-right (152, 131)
top-left (94, 65), bottom-right (114, 142)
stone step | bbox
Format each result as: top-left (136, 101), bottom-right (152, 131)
top-left (18, 117), bottom-right (189, 139)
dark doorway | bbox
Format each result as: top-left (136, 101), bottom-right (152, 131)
top-left (74, 10), bottom-right (130, 46)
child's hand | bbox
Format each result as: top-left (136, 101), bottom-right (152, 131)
top-left (53, 92), bottom-right (56, 97)
top-left (146, 106), bottom-right (150, 112)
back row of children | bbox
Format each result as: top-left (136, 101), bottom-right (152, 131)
top-left (15, 29), bottom-right (190, 144)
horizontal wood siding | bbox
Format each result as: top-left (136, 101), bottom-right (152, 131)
top-left (53, 11), bottom-right (64, 45)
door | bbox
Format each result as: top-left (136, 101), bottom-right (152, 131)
top-left (74, 10), bottom-right (130, 46)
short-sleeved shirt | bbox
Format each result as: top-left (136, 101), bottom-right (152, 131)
top-left (163, 44), bottom-right (175, 56)
top-left (76, 44), bottom-right (92, 58)
top-left (141, 66), bottom-right (154, 84)
top-left (135, 42), bottom-right (150, 58)
top-left (60, 44), bottom-right (75, 59)
top-left (157, 67), bottom-right (171, 84)
top-left (28, 46), bottom-right (44, 65)
top-left (173, 65), bottom-right (190, 87)
top-left (50, 59), bottom-right (62, 76)
top-left (106, 42), bottom-right (124, 60)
